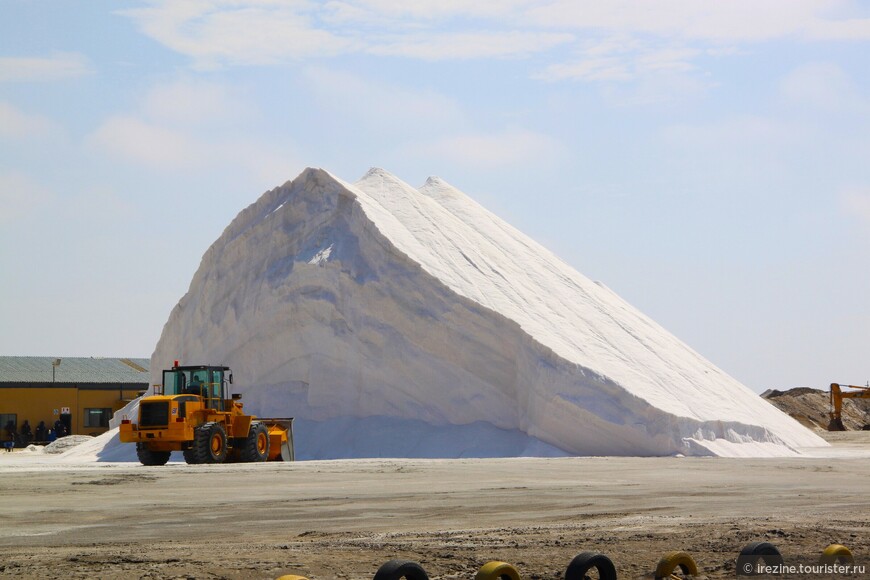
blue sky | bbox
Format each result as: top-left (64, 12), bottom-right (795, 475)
top-left (1, 1), bottom-right (869, 392)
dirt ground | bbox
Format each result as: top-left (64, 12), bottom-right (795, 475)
top-left (1, 432), bottom-right (869, 580)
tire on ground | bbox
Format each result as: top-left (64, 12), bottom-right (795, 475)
top-left (565, 552), bottom-right (617, 580)
top-left (239, 421), bottom-right (269, 462)
top-left (135, 443), bottom-right (170, 466)
top-left (475, 560), bottom-right (521, 580)
top-left (820, 544), bottom-right (853, 565)
top-left (373, 559), bottom-right (429, 580)
top-left (183, 422), bottom-right (228, 464)
top-left (655, 551), bottom-right (698, 579)
top-left (739, 542), bottom-right (783, 566)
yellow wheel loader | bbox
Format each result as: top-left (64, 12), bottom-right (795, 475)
top-left (119, 363), bottom-right (294, 465)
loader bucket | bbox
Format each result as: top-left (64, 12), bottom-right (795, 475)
top-left (827, 417), bottom-right (846, 431)
top-left (263, 418), bottom-right (295, 461)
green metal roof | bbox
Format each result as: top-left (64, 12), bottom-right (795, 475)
top-left (0, 356), bottom-right (150, 384)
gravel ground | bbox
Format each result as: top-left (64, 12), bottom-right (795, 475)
top-left (0, 432), bottom-right (868, 579)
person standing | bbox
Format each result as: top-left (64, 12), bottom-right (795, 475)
top-left (20, 420), bottom-right (32, 445)
top-left (35, 421), bottom-right (46, 442)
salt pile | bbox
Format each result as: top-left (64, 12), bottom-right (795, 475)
top-left (131, 168), bottom-right (826, 459)
top-left (43, 435), bottom-right (94, 454)
top-left (56, 429), bottom-right (140, 463)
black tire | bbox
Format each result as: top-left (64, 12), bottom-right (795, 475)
top-left (373, 559), bottom-right (429, 580)
top-left (183, 422), bottom-right (228, 464)
top-left (565, 552), bottom-right (618, 580)
top-left (136, 443), bottom-right (170, 466)
top-left (239, 422), bottom-right (270, 462)
top-left (737, 541), bottom-right (783, 575)
top-left (740, 541), bottom-right (783, 562)
top-left (182, 441), bottom-right (199, 464)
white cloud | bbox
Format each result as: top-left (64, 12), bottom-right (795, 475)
top-left (0, 102), bottom-right (59, 138)
top-left (536, 37), bottom-right (709, 104)
top-left (368, 30), bottom-right (572, 60)
top-left (0, 52), bottom-right (93, 82)
top-left (141, 78), bottom-right (249, 125)
top-left (0, 171), bottom-right (55, 225)
top-left (538, 57), bottom-right (632, 82)
top-left (779, 61), bottom-right (868, 112)
top-left (603, 72), bottom-right (714, 107)
top-left (303, 67), bottom-right (465, 130)
top-left (88, 114), bottom-right (299, 184)
top-left (842, 187), bottom-right (870, 226)
top-left (415, 128), bottom-right (564, 169)
top-left (636, 47), bottom-right (699, 74)
top-left (120, 1), bottom-right (870, 75)
top-left (328, 0), bottom-right (870, 43)
top-left (661, 115), bottom-right (805, 150)
top-left (121, 1), bottom-right (570, 66)
top-left (524, 0), bottom-right (870, 42)
top-left (94, 77), bottom-right (296, 183)
top-left (324, 0), bottom-right (538, 23)
top-left (121, 1), bottom-right (356, 67)
top-left (90, 116), bottom-right (209, 170)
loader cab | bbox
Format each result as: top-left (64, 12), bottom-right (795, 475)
top-left (162, 365), bottom-right (232, 412)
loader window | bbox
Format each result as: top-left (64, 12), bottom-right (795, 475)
top-left (162, 370), bottom-right (202, 396)
top-left (163, 370), bottom-right (185, 395)
top-left (188, 370), bottom-right (209, 397)
top-left (161, 368), bottom-right (225, 410)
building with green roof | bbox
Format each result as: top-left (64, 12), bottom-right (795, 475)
top-left (0, 356), bottom-right (150, 443)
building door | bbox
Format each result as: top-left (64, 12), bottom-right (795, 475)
top-left (60, 413), bottom-right (72, 436)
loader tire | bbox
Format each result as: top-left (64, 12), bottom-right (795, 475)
top-left (136, 443), bottom-right (170, 466)
top-left (565, 552), bottom-right (617, 580)
top-left (183, 422), bottom-right (227, 464)
top-left (239, 421), bottom-right (269, 462)
top-left (373, 559), bottom-right (429, 580)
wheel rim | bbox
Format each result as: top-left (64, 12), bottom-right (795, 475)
top-left (211, 433), bottom-right (223, 454)
top-left (257, 431), bottom-right (268, 454)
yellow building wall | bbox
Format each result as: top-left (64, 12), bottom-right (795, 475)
top-left (0, 386), bottom-right (142, 438)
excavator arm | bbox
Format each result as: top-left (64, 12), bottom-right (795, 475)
top-left (828, 383), bottom-right (870, 431)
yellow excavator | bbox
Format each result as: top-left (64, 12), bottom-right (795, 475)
top-left (119, 362), bottom-right (294, 465)
top-left (828, 382), bottom-right (870, 431)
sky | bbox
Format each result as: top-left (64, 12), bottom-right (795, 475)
top-left (1, 1), bottom-right (869, 393)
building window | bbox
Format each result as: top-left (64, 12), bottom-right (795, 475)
top-left (84, 408), bottom-right (112, 428)
top-left (1, 414), bottom-right (17, 440)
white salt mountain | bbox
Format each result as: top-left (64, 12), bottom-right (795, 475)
top-left (145, 167), bottom-right (826, 459)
